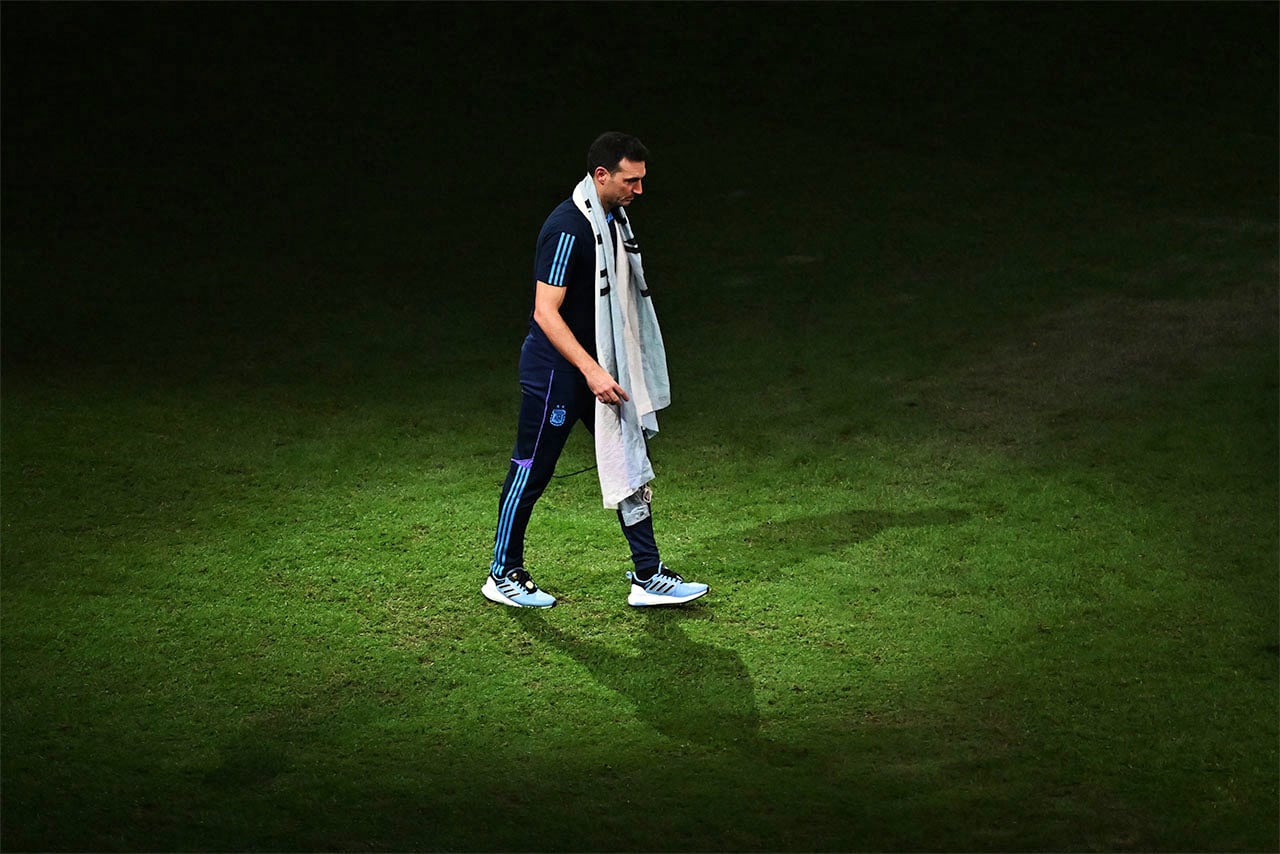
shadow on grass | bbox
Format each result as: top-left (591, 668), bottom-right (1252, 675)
top-left (706, 507), bottom-right (975, 563)
top-left (508, 608), bottom-right (812, 765)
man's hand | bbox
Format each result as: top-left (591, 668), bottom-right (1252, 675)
top-left (585, 365), bottom-right (630, 406)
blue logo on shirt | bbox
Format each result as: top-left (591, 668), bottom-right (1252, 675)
top-left (549, 405), bottom-right (567, 427)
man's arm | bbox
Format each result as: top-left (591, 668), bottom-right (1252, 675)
top-left (533, 281), bottom-right (630, 406)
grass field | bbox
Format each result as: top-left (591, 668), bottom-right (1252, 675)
top-left (3, 5), bottom-right (1277, 852)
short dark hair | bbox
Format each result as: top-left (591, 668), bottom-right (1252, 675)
top-left (587, 132), bottom-right (649, 175)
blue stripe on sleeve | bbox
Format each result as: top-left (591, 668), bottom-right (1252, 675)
top-left (548, 232), bottom-right (575, 286)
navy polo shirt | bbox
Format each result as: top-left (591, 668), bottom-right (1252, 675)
top-left (526, 198), bottom-right (617, 364)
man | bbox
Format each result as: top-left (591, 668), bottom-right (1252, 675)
top-left (482, 132), bottom-right (708, 609)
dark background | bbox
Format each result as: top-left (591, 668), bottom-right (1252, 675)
top-left (3, 2), bottom-right (1276, 380)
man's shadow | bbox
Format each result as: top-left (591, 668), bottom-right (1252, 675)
top-left (508, 507), bottom-right (977, 761)
top-left (715, 507), bottom-right (976, 561)
top-left (509, 608), bottom-right (771, 757)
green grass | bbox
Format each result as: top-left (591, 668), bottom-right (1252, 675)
top-left (4, 190), bottom-right (1275, 850)
top-left (3, 5), bottom-right (1278, 851)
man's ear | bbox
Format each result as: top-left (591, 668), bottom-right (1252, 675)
top-left (593, 165), bottom-right (610, 183)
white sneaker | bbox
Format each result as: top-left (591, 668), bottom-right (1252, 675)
top-left (626, 564), bottom-right (708, 607)
top-left (482, 567), bottom-right (556, 608)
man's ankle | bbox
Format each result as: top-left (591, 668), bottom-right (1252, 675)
top-left (632, 563), bottom-right (661, 583)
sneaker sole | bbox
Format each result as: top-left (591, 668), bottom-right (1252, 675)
top-left (627, 585), bottom-right (709, 607)
top-left (481, 577), bottom-right (556, 608)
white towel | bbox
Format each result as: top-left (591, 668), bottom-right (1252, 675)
top-left (571, 174), bottom-right (671, 509)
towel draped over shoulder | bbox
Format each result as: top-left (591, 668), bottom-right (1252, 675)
top-left (571, 174), bottom-right (671, 509)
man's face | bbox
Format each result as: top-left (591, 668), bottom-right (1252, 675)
top-left (594, 157), bottom-right (646, 209)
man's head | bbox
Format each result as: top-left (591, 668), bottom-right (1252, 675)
top-left (588, 131), bottom-right (648, 210)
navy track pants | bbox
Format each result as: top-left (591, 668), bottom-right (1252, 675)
top-left (490, 341), bottom-right (660, 576)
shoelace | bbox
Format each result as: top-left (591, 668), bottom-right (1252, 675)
top-left (642, 566), bottom-right (683, 586)
top-left (504, 568), bottom-right (538, 592)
